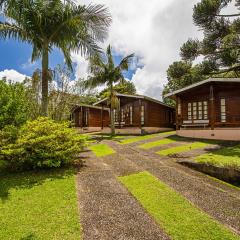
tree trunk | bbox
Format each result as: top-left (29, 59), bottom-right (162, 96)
top-left (41, 46), bottom-right (49, 116)
top-left (110, 106), bottom-right (115, 136)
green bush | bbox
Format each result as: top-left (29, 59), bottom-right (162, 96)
top-left (0, 117), bottom-right (86, 171)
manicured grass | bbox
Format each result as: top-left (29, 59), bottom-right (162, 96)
top-left (89, 143), bottom-right (116, 157)
top-left (157, 142), bottom-right (208, 156)
top-left (195, 145), bottom-right (240, 170)
top-left (119, 133), bottom-right (162, 145)
top-left (0, 169), bottom-right (81, 240)
top-left (160, 131), bottom-right (176, 135)
top-left (138, 138), bottom-right (176, 149)
top-left (119, 171), bottom-right (239, 240)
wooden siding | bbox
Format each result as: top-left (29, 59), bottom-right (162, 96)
top-left (176, 82), bottom-right (240, 128)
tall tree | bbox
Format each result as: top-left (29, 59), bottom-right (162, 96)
top-left (181, 0), bottom-right (240, 75)
top-left (0, 0), bottom-right (111, 116)
top-left (83, 45), bottom-right (134, 135)
top-left (98, 79), bottom-right (136, 99)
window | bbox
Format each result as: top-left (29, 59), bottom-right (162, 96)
top-left (141, 105), bottom-right (145, 125)
top-left (220, 98), bottom-right (226, 123)
top-left (187, 101), bottom-right (208, 120)
top-left (193, 102), bottom-right (197, 119)
top-left (130, 106), bottom-right (133, 125)
top-left (203, 101), bottom-right (208, 119)
top-left (188, 103), bottom-right (192, 120)
top-left (198, 102), bottom-right (203, 119)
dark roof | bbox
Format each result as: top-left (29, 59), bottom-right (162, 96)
top-left (71, 104), bottom-right (109, 112)
top-left (164, 78), bottom-right (240, 98)
top-left (93, 93), bottom-right (174, 109)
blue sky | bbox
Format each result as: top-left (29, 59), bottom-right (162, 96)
top-left (0, 39), bottom-right (136, 80)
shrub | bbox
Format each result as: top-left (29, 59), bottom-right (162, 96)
top-left (0, 117), bottom-right (86, 171)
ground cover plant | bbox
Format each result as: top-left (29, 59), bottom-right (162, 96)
top-left (157, 142), bottom-right (208, 156)
top-left (0, 168), bottom-right (81, 240)
top-left (89, 143), bottom-right (116, 157)
top-left (0, 117), bottom-right (86, 171)
top-left (119, 171), bottom-right (239, 240)
top-left (195, 144), bottom-right (240, 170)
top-left (138, 138), bottom-right (176, 149)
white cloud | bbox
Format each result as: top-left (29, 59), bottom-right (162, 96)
top-left (74, 0), bottom-right (203, 99)
top-left (0, 69), bottom-right (29, 83)
top-left (21, 58), bottom-right (37, 70)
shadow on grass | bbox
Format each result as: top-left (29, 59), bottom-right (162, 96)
top-left (0, 167), bottom-right (75, 202)
top-left (20, 233), bottom-right (38, 240)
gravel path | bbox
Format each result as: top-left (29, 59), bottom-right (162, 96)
top-left (77, 138), bottom-right (240, 239)
top-left (77, 149), bottom-right (170, 240)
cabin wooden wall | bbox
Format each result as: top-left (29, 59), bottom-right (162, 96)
top-left (88, 108), bottom-right (110, 127)
top-left (72, 107), bottom-right (110, 128)
top-left (177, 82), bottom-right (240, 127)
top-left (145, 100), bottom-right (175, 128)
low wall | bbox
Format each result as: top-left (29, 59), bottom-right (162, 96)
top-left (177, 128), bottom-right (240, 141)
top-left (179, 160), bottom-right (240, 184)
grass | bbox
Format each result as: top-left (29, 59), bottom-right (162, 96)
top-left (119, 132), bottom-right (170, 145)
top-left (119, 171), bottom-right (239, 240)
top-left (195, 144), bottom-right (240, 170)
top-left (157, 142), bottom-right (208, 156)
top-left (138, 138), bottom-right (176, 149)
top-left (89, 143), bottom-right (116, 157)
top-left (0, 168), bottom-right (81, 240)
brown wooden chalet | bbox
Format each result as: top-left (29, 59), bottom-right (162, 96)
top-left (71, 104), bottom-right (110, 129)
top-left (165, 78), bottom-right (240, 140)
top-left (72, 93), bottom-right (175, 134)
top-left (93, 93), bottom-right (175, 134)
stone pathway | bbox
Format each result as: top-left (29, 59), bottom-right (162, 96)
top-left (77, 136), bottom-right (240, 239)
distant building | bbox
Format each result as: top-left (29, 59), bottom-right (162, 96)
top-left (71, 93), bottom-right (175, 134)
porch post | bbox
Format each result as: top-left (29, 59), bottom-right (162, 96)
top-left (176, 96), bottom-right (181, 130)
top-left (139, 99), bottom-right (142, 129)
top-left (80, 106), bottom-right (83, 128)
top-left (101, 104), bottom-right (103, 129)
top-left (210, 85), bottom-right (215, 130)
top-left (119, 98), bottom-right (121, 128)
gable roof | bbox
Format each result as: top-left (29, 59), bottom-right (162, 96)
top-left (164, 78), bottom-right (240, 99)
top-left (71, 104), bottom-right (109, 112)
top-left (93, 93), bottom-right (174, 108)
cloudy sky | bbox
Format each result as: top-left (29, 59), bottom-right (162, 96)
top-left (0, 0), bottom-right (203, 99)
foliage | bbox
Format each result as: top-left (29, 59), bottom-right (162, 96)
top-left (82, 44), bottom-right (134, 135)
top-left (195, 144), bottom-right (240, 169)
top-left (119, 171), bottom-right (239, 240)
top-left (0, 117), bottom-right (86, 171)
top-left (182, 0), bottom-right (240, 75)
top-left (98, 80), bottom-right (136, 99)
top-left (0, 169), bottom-right (81, 239)
top-left (0, 0), bottom-right (111, 115)
top-left (0, 79), bottom-right (30, 130)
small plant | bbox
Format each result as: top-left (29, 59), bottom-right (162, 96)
top-left (0, 117), bottom-right (86, 171)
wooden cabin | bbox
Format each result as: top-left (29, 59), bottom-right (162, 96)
top-left (71, 104), bottom-right (110, 131)
top-left (93, 93), bottom-right (175, 134)
top-left (165, 78), bottom-right (240, 140)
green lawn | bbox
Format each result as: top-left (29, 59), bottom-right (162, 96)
top-left (157, 142), bottom-right (208, 156)
top-left (119, 171), bottom-right (239, 240)
top-left (195, 144), bottom-right (240, 169)
top-left (89, 143), bottom-right (116, 157)
top-left (119, 133), bottom-right (169, 145)
top-left (0, 169), bottom-right (81, 240)
top-left (138, 138), bottom-right (176, 149)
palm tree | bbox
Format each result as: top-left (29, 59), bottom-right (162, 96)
top-left (0, 0), bottom-right (111, 116)
top-left (83, 45), bottom-right (134, 135)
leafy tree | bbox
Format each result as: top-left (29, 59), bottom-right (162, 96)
top-left (0, 79), bottom-right (30, 130)
top-left (0, 0), bottom-right (111, 116)
top-left (98, 80), bottom-right (136, 99)
top-left (83, 45), bottom-right (134, 135)
top-left (181, 0), bottom-right (240, 75)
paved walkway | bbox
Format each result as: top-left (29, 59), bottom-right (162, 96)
top-left (77, 135), bottom-right (240, 239)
